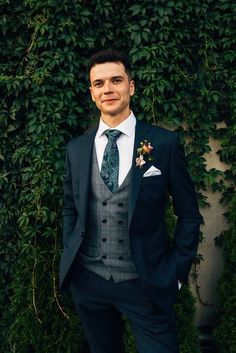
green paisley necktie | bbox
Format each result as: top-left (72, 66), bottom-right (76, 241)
top-left (101, 129), bottom-right (122, 192)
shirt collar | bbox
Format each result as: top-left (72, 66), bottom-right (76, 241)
top-left (96, 111), bottom-right (136, 138)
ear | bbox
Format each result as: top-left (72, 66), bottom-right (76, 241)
top-left (89, 86), bottom-right (96, 102)
top-left (129, 80), bottom-right (135, 97)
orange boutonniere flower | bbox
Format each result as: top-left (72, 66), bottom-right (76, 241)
top-left (136, 140), bottom-right (154, 168)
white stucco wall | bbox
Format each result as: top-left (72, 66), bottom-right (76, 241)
top-left (191, 134), bottom-right (230, 326)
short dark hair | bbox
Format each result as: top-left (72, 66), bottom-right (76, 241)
top-left (88, 49), bottom-right (132, 80)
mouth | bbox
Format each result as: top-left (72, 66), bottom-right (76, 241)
top-left (102, 98), bottom-right (118, 103)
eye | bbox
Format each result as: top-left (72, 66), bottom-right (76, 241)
top-left (94, 81), bottom-right (103, 88)
top-left (113, 78), bottom-right (122, 84)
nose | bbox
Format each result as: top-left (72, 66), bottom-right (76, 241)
top-left (103, 80), bottom-right (113, 94)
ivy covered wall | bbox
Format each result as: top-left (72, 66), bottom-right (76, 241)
top-left (0, 0), bottom-right (235, 352)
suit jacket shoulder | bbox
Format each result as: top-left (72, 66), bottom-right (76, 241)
top-left (66, 125), bottom-right (98, 152)
top-left (136, 120), bottom-right (179, 146)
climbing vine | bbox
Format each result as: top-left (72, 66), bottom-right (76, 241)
top-left (0, 0), bottom-right (235, 352)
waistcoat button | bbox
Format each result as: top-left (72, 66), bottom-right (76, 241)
top-left (102, 219), bottom-right (107, 223)
top-left (102, 255), bottom-right (107, 259)
top-left (118, 256), bottom-right (124, 260)
top-left (102, 238), bottom-right (107, 242)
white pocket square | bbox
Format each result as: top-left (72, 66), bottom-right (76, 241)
top-left (143, 165), bottom-right (162, 177)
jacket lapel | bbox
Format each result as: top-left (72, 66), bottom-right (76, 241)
top-left (78, 127), bottom-right (98, 228)
top-left (128, 120), bottom-right (151, 228)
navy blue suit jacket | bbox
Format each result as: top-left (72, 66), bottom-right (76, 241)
top-left (60, 120), bottom-right (203, 308)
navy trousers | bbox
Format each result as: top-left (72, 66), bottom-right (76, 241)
top-left (70, 263), bottom-right (179, 353)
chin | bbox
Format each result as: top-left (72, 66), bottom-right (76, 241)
top-left (103, 109), bottom-right (120, 116)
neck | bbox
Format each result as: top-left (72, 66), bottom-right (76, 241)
top-left (101, 110), bottom-right (131, 128)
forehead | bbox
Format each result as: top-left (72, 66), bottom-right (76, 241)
top-left (90, 62), bottom-right (127, 82)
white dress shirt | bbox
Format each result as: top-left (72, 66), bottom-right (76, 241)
top-left (95, 111), bottom-right (136, 186)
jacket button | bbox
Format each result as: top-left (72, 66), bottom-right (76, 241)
top-left (102, 255), bottom-right (107, 259)
top-left (81, 232), bottom-right (85, 238)
top-left (118, 203), bottom-right (123, 207)
top-left (102, 238), bottom-right (107, 242)
top-left (102, 201), bottom-right (107, 206)
top-left (118, 239), bottom-right (124, 244)
top-left (118, 256), bottom-right (124, 260)
top-left (102, 219), bottom-right (107, 223)
top-left (118, 220), bottom-right (123, 225)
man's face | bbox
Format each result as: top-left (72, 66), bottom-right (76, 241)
top-left (89, 61), bottom-right (135, 124)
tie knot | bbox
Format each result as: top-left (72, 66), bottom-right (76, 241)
top-left (105, 129), bottom-right (122, 142)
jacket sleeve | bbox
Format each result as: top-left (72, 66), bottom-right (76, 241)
top-left (168, 133), bottom-right (203, 282)
top-left (62, 144), bottom-right (77, 246)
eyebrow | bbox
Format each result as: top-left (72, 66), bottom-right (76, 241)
top-left (91, 75), bottom-right (124, 85)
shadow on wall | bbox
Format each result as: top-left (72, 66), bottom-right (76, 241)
top-left (199, 326), bottom-right (220, 353)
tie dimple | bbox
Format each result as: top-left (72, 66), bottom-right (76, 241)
top-left (101, 129), bottom-right (122, 193)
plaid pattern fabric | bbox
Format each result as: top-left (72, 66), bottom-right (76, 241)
top-left (79, 146), bottom-right (138, 282)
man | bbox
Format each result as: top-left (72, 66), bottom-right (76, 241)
top-left (59, 49), bottom-right (203, 353)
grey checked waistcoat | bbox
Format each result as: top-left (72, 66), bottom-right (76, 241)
top-left (78, 146), bottom-right (138, 282)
